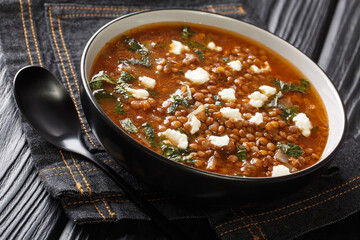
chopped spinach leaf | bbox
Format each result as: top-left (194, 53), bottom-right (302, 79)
top-left (142, 122), bottom-right (157, 147)
top-left (167, 95), bottom-right (189, 114)
top-left (279, 105), bottom-right (299, 122)
top-left (266, 91), bottom-right (283, 108)
top-left (194, 49), bottom-right (205, 62)
top-left (114, 78), bottom-right (132, 98)
top-left (115, 100), bottom-right (125, 114)
top-left (146, 89), bottom-right (160, 98)
top-left (181, 26), bottom-right (195, 41)
top-left (311, 126), bottom-right (319, 133)
top-left (277, 142), bottom-right (304, 158)
top-left (122, 36), bottom-right (149, 55)
top-left (120, 118), bottom-right (138, 133)
top-left (160, 143), bottom-right (195, 164)
top-left (90, 73), bottom-right (116, 90)
top-left (222, 57), bottom-right (230, 63)
top-left (236, 145), bottom-right (248, 160)
top-left (93, 89), bottom-right (116, 101)
top-left (185, 41), bottom-right (205, 49)
top-left (120, 71), bottom-right (136, 83)
top-left (213, 95), bottom-right (223, 107)
top-left (183, 84), bottom-right (193, 100)
top-left (126, 56), bottom-right (152, 67)
top-left (272, 78), bottom-right (310, 94)
top-left (178, 70), bottom-right (184, 75)
top-left (236, 173), bottom-right (243, 177)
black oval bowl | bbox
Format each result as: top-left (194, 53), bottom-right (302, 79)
top-left (80, 9), bottom-right (346, 203)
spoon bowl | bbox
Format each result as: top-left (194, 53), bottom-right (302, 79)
top-left (13, 65), bottom-right (185, 240)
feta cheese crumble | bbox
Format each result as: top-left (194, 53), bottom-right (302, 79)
top-left (209, 135), bottom-right (230, 147)
top-left (139, 76), bottom-right (156, 89)
top-left (169, 40), bottom-right (189, 55)
top-left (250, 61), bottom-right (271, 73)
top-left (220, 107), bottom-right (243, 121)
top-left (161, 129), bottom-right (188, 149)
top-left (272, 165), bottom-right (290, 177)
top-left (259, 85), bottom-right (277, 97)
top-left (188, 115), bottom-right (201, 135)
top-left (218, 88), bottom-right (236, 102)
top-left (128, 88), bottom-right (149, 99)
top-left (227, 60), bottom-right (242, 71)
top-left (293, 113), bottom-right (312, 137)
top-left (248, 91), bottom-right (268, 108)
top-left (185, 67), bottom-right (210, 84)
top-left (207, 41), bottom-right (222, 52)
top-left (249, 112), bottom-right (264, 125)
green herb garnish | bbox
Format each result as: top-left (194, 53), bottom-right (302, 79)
top-left (146, 89), bottom-right (160, 98)
top-left (183, 84), bottom-right (193, 100)
top-left (122, 36), bottom-right (149, 55)
top-left (277, 142), bottom-right (304, 158)
top-left (180, 26), bottom-right (205, 49)
top-left (120, 118), bottom-right (138, 133)
top-left (236, 145), bottom-right (248, 160)
top-left (90, 73), bottom-right (117, 90)
top-left (213, 95), bottom-right (223, 107)
top-left (272, 78), bottom-right (309, 94)
top-left (115, 100), bottom-right (125, 114)
top-left (311, 126), bottom-right (319, 133)
top-left (167, 95), bottom-right (189, 114)
top-left (194, 49), bottom-right (205, 62)
top-left (161, 143), bottom-right (195, 164)
top-left (222, 57), bottom-right (230, 63)
top-left (120, 71), bottom-right (136, 83)
top-left (142, 122), bottom-right (157, 147)
top-left (93, 89), bottom-right (116, 101)
top-left (266, 91), bottom-right (283, 108)
top-left (181, 26), bottom-right (195, 41)
top-left (126, 56), bottom-right (152, 67)
top-left (279, 105), bottom-right (299, 122)
top-left (114, 78), bottom-right (132, 98)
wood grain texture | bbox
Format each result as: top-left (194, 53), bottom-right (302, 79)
top-left (0, 0), bottom-right (359, 239)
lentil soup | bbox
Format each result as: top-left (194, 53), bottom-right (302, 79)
top-left (89, 23), bottom-right (329, 177)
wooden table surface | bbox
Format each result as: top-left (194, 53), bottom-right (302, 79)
top-left (1, 0), bottom-right (359, 239)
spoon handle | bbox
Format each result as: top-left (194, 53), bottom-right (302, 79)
top-left (78, 148), bottom-right (187, 240)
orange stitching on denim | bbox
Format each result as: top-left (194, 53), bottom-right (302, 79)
top-left (63, 196), bottom-right (171, 208)
top-left (93, 202), bottom-right (106, 221)
top-left (215, 175), bottom-right (360, 229)
top-left (101, 198), bottom-right (115, 218)
top-left (238, 6), bottom-right (245, 15)
top-left (42, 165), bottom-right (120, 179)
top-left (231, 208), bottom-right (258, 240)
top-left (217, 10), bottom-right (244, 15)
top-left (48, 7), bottom-right (99, 148)
top-left (19, 0), bottom-right (33, 64)
top-left (208, 5), bottom-right (216, 13)
top-left (27, 0), bottom-right (42, 66)
top-left (220, 183), bottom-right (360, 236)
top-left (240, 208), bottom-right (267, 240)
top-left (38, 159), bottom-right (115, 175)
top-left (60, 13), bottom-right (123, 18)
top-left (58, 150), bottom-right (83, 195)
top-left (52, 5), bottom-right (146, 12)
top-left (70, 154), bottom-right (92, 196)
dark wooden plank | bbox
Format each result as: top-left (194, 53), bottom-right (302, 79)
top-left (249, 0), bottom-right (338, 61)
top-left (318, 0), bottom-right (360, 141)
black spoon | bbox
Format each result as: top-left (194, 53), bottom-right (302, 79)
top-left (13, 65), bottom-right (186, 240)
